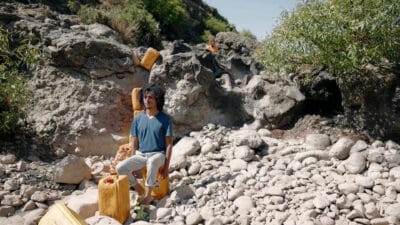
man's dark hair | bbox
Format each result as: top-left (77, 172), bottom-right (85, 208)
top-left (139, 83), bottom-right (165, 112)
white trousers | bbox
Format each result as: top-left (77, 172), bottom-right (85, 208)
top-left (116, 151), bottom-right (165, 187)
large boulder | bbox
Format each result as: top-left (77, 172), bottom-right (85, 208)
top-left (338, 64), bottom-right (400, 142)
top-left (214, 32), bottom-right (262, 79)
top-left (243, 75), bottom-right (305, 129)
top-left (54, 155), bottom-right (91, 184)
top-left (24, 20), bottom-right (148, 156)
top-left (215, 32), bottom-right (259, 57)
top-left (150, 40), bottom-right (258, 136)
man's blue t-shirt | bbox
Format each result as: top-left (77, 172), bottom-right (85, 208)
top-left (131, 111), bottom-right (173, 153)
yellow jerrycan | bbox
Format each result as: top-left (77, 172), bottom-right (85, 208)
top-left (98, 174), bottom-right (130, 224)
top-left (139, 47), bottom-right (160, 71)
top-left (38, 203), bottom-right (88, 225)
top-left (141, 167), bottom-right (170, 200)
top-left (131, 87), bottom-right (144, 116)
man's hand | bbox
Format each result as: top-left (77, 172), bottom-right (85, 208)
top-left (120, 144), bottom-right (134, 157)
top-left (121, 144), bottom-right (131, 151)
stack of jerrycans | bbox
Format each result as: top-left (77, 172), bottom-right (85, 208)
top-left (98, 174), bottom-right (130, 223)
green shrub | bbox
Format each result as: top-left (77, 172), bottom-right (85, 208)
top-left (240, 29), bottom-right (257, 40)
top-left (141, 0), bottom-right (190, 39)
top-left (0, 26), bottom-right (39, 138)
top-left (200, 30), bottom-right (213, 43)
top-left (67, 0), bottom-right (79, 13)
top-left (255, 0), bottom-right (400, 76)
top-left (204, 17), bottom-right (232, 35)
top-left (76, 0), bottom-right (161, 47)
top-left (199, 17), bottom-right (234, 43)
top-left (70, 0), bottom-right (234, 44)
top-left (108, 2), bottom-right (161, 47)
top-left (78, 5), bottom-right (109, 25)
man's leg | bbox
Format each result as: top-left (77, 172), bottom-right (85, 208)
top-left (116, 154), bottom-right (146, 195)
top-left (141, 152), bottom-right (165, 204)
top-left (132, 181), bottom-right (145, 196)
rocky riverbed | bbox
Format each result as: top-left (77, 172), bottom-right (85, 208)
top-left (1, 115), bottom-right (400, 225)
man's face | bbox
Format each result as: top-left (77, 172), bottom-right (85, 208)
top-left (143, 90), bottom-right (157, 110)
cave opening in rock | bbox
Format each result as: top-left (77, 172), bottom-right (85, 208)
top-left (301, 72), bottom-right (344, 117)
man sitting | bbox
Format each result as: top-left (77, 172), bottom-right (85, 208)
top-left (116, 83), bottom-right (173, 205)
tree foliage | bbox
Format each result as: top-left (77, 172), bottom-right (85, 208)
top-left (255, 0), bottom-right (400, 76)
top-left (141, 0), bottom-right (190, 40)
top-left (0, 25), bottom-right (39, 138)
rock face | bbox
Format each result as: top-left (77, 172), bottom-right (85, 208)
top-left (149, 39), bottom-right (257, 136)
top-left (0, 2), bottom-right (306, 156)
top-left (338, 64), bottom-right (400, 142)
top-left (28, 21), bottom-right (148, 157)
top-left (149, 40), bottom-right (305, 135)
top-left (294, 63), bottom-right (400, 143)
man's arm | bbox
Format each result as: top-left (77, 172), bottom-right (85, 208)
top-left (131, 136), bottom-right (139, 155)
top-left (162, 136), bottom-right (173, 178)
